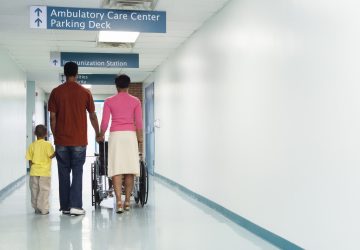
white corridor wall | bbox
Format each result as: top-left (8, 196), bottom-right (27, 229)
top-left (0, 48), bottom-right (26, 190)
top-left (150, 0), bottom-right (360, 249)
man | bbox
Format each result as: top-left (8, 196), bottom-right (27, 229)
top-left (48, 62), bottom-right (100, 216)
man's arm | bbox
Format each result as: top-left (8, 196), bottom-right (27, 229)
top-left (50, 112), bottom-right (56, 138)
top-left (89, 112), bottom-right (101, 139)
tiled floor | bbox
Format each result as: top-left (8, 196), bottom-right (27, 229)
top-left (0, 157), bottom-right (278, 250)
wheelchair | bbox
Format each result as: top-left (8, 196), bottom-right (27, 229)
top-left (91, 141), bottom-right (149, 208)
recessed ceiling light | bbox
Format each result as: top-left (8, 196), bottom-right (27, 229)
top-left (98, 31), bottom-right (140, 43)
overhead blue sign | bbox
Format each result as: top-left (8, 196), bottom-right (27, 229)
top-left (60, 74), bottom-right (117, 85)
top-left (51, 52), bottom-right (139, 68)
top-left (30, 6), bottom-right (166, 33)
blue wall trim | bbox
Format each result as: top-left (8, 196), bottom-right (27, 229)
top-left (0, 175), bottom-right (26, 202)
top-left (154, 172), bottom-right (304, 250)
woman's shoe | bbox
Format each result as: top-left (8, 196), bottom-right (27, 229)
top-left (116, 202), bottom-right (124, 214)
top-left (124, 202), bottom-right (130, 211)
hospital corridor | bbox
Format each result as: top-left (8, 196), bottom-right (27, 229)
top-left (1, 0), bottom-right (360, 249)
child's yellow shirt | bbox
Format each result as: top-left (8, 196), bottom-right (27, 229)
top-left (26, 139), bottom-right (55, 177)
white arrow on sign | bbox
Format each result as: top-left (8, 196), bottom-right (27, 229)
top-left (59, 74), bottom-right (66, 83)
top-left (50, 52), bottom-right (61, 67)
top-left (30, 6), bottom-right (47, 29)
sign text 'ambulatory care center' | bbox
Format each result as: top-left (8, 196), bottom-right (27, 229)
top-left (30, 6), bottom-right (166, 33)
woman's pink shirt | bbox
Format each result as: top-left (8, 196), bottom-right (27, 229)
top-left (100, 92), bottom-right (143, 132)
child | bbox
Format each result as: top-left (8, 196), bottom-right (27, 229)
top-left (26, 125), bottom-right (55, 215)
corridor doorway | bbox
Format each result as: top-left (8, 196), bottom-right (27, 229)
top-left (145, 83), bottom-right (155, 175)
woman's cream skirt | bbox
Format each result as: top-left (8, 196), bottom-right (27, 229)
top-left (108, 131), bottom-right (140, 177)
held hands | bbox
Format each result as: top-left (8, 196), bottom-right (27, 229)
top-left (96, 133), bottom-right (104, 142)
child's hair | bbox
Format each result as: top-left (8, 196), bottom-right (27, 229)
top-left (35, 125), bottom-right (47, 138)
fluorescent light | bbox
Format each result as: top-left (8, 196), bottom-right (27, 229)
top-left (98, 31), bottom-right (140, 43)
top-left (82, 84), bottom-right (92, 89)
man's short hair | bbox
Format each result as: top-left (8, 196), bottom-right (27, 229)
top-left (115, 74), bottom-right (130, 89)
top-left (64, 62), bottom-right (78, 77)
top-left (35, 125), bottom-right (47, 138)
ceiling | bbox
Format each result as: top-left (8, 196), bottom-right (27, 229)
top-left (0, 0), bottom-right (229, 94)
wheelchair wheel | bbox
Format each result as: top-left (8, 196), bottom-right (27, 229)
top-left (144, 164), bottom-right (149, 204)
top-left (133, 175), bottom-right (140, 204)
top-left (134, 191), bottom-right (140, 204)
top-left (139, 160), bottom-right (148, 207)
top-left (92, 162), bottom-right (101, 208)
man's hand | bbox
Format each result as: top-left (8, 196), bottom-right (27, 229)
top-left (96, 133), bottom-right (104, 142)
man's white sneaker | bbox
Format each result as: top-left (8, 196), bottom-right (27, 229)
top-left (70, 208), bottom-right (86, 216)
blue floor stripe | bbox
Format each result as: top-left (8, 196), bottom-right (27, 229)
top-left (0, 175), bottom-right (26, 202)
top-left (155, 172), bottom-right (304, 250)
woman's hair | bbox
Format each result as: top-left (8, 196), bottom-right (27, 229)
top-left (115, 74), bottom-right (130, 89)
top-left (35, 125), bottom-right (47, 138)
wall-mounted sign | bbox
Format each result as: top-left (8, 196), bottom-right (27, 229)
top-left (30, 6), bottom-right (166, 33)
top-left (60, 74), bottom-right (117, 85)
top-left (51, 52), bottom-right (139, 68)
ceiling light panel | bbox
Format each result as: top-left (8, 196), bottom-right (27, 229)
top-left (98, 31), bottom-right (140, 43)
top-left (101, 0), bottom-right (158, 10)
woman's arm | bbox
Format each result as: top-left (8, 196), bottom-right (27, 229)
top-left (99, 101), bottom-right (111, 141)
top-left (134, 101), bottom-right (144, 143)
top-left (136, 129), bottom-right (143, 143)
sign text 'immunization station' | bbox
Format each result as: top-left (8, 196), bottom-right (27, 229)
top-left (30, 6), bottom-right (166, 33)
top-left (50, 52), bottom-right (139, 68)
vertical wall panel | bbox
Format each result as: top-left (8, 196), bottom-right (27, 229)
top-left (0, 49), bottom-right (26, 190)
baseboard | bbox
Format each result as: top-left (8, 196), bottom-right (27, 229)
top-left (0, 175), bottom-right (26, 202)
top-left (154, 172), bottom-right (304, 250)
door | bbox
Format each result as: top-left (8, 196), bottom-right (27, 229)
top-left (44, 102), bottom-right (48, 141)
top-left (145, 83), bottom-right (155, 175)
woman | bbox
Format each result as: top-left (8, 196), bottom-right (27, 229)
top-left (99, 74), bottom-right (143, 213)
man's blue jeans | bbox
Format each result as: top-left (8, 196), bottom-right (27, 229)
top-left (56, 145), bottom-right (86, 211)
